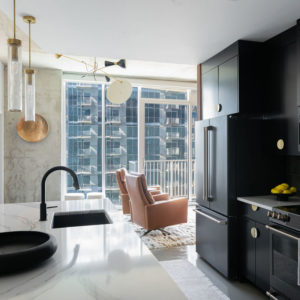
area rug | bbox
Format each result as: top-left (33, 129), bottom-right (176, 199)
top-left (133, 207), bottom-right (196, 250)
top-left (160, 260), bottom-right (230, 300)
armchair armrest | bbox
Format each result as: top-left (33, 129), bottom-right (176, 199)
top-left (152, 193), bottom-right (169, 201)
top-left (149, 185), bottom-right (161, 191)
top-left (145, 197), bottom-right (188, 230)
top-left (149, 189), bottom-right (161, 196)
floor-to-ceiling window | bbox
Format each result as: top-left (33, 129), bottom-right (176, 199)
top-left (105, 88), bottom-right (138, 203)
top-left (65, 80), bottom-right (196, 206)
top-left (66, 82), bottom-right (102, 194)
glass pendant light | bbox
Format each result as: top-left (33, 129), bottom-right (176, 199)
top-left (23, 16), bottom-right (36, 121)
top-left (7, 0), bottom-right (22, 112)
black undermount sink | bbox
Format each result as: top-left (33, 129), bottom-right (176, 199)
top-left (51, 210), bottom-right (112, 229)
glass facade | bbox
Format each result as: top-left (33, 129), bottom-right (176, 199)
top-left (66, 82), bottom-right (195, 205)
top-left (105, 88), bottom-right (138, 203)
top-left (66, 82), bottom-right (102, 194)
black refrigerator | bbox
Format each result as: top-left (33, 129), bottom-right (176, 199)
top-left (195, 114), bottom-right (271, 279)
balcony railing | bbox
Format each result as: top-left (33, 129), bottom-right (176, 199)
top-left (130, 159), bottom-right (195, 198)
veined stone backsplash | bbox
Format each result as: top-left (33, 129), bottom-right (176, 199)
top-left (286, 156), bottom-right (300, 193)
top-left (4, 68), bottom-right (62, 203)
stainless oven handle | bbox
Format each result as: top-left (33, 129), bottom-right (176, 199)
top-left (194, 209), bottom-right (227, 225)
top-left (265, 225), bottom-right (300, 241)
top-left (203, 127), bottom-right (208, 201)
top-left (266, 291), bottom-right (279, 300)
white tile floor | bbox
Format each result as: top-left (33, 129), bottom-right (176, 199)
top-left (151, 245), bottom-right (267, 300)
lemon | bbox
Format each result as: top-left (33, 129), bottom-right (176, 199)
top-left (280, 183), bottom-right (289, 188)
top-left (290, 187), bottom-right (297, 193)
top-left (271, 188), bottom-right (280, 194)
top-left (282, 190), bottom-right (292, 194)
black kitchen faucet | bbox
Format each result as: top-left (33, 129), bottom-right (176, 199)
top-left (40, 166), bottom-right (80, 221)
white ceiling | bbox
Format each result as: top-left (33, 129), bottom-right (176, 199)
top-left (0, 0), bottom-right (300, 80)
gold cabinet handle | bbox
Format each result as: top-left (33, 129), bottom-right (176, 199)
top-left (277, 139), bottom-right (284, 150)
top-left (251, 227), bottom-right (259, 239)
top-left (251, 205), bottom-right (258, 212)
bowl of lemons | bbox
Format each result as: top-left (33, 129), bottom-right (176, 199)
top-left (271, 183), bottom-right (297, 201)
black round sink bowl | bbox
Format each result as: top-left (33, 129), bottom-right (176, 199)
top-left (0, 231), bottom-right (57, 274)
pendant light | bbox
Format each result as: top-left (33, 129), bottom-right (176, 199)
top-left (7, 0), bottom-right (22, 112)
top-left (23, 16), bottom-right (36, 121)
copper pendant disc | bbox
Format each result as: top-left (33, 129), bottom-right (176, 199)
top-left (17, 114), bottom-right (49, 143)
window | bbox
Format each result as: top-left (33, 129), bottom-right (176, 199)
top-left (66, 82), bottom-right (102, 194)
top-left (65, 82), bottom-right (195, 205)
top-left (105, 88), bottom-right (138, 204)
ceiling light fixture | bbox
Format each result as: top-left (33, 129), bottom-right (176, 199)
top-left (7, 0), bottom-right (22, 112)
top-left (23, 15), bottom-right (36, 121)
top-left (55, 54), bottom-right (132, 104)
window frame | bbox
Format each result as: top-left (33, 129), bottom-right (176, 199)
top-left (62, 76), bottom-right (196, 201)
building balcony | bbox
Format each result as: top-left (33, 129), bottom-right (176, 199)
top-left (128, 159), bottom-right (195, 198)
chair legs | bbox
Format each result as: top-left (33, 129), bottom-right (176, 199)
top-left (140, 228), bottom-right (170, 237)
top-left (158, 228), bottom-right (170, 235)
top-left (141, 230), bottom-right (152, 237)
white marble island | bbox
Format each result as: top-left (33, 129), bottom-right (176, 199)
top-left (0, 199), bottom-right (186, 300)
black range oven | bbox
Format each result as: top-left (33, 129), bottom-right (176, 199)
top-left (266, 207), bottom-right (300, 300)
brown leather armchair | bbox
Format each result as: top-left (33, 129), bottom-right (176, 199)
top-left (125, 173), bottom-right (188, 233)
top-left (115, 168), bottom-right (161, 214)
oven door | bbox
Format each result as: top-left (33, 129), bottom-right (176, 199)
top-left (266, 224), bottom-right (300, 300)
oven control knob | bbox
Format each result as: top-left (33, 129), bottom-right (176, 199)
top-left (267, 211), bottom-right (272, 217)
top-left (272, 212), bottom-right (278, 219)
top-left (278, 214), bottom-right (289, 222)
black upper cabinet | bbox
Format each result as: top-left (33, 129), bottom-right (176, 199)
top-left (200, 41), bottom-right (263, 120)
top-left (202, 68), bottom-right (218, 119)
top-left (297, 19), bottom-right (300, 107)
top-left (265, 26), bottom-right (299, 156)
top-left (218, 57), bottom-right (238, 117)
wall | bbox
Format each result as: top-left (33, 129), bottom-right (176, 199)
top-left (4, 68), bottom-right (62, 203)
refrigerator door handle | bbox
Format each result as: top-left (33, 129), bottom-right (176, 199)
top-left (194, 209), bottom-right (227, 225)
top-left (203, 127), bottom-right (208, 201)
top-left (208, 125), bottom-right (214, 200)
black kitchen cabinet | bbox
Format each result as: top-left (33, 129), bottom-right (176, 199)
top-left (218, 56), bottom-right (238, 117)
top-left (240, 218), bottom-right (256, 284)
top-left (297, 19), bottom-right (300, 107)
top-left (255, 222), bottom-right (270, 291)
top-left (265, 25), bottom-right (300, 156)
top-left (200, 41), bottom-right (263, 120)
top-left (202, 68), bottom-right (218, 120)
top-left (240, 216), bottom-right (270, 292)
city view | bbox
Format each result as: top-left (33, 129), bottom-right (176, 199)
top-left (65, 82), bottom-right (196, 205)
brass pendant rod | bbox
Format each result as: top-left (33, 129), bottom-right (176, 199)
top-left (56, 54), bottom-right (94, 68)
top-left (56, 54), bottom-right (122, 82)
top-left (13, 0), bottom-right (16, 38)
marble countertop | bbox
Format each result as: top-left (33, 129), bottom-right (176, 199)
top-left (237, 195), bottom-right (300, 210)
top-left (0, 199), bottom-right (186, 300)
